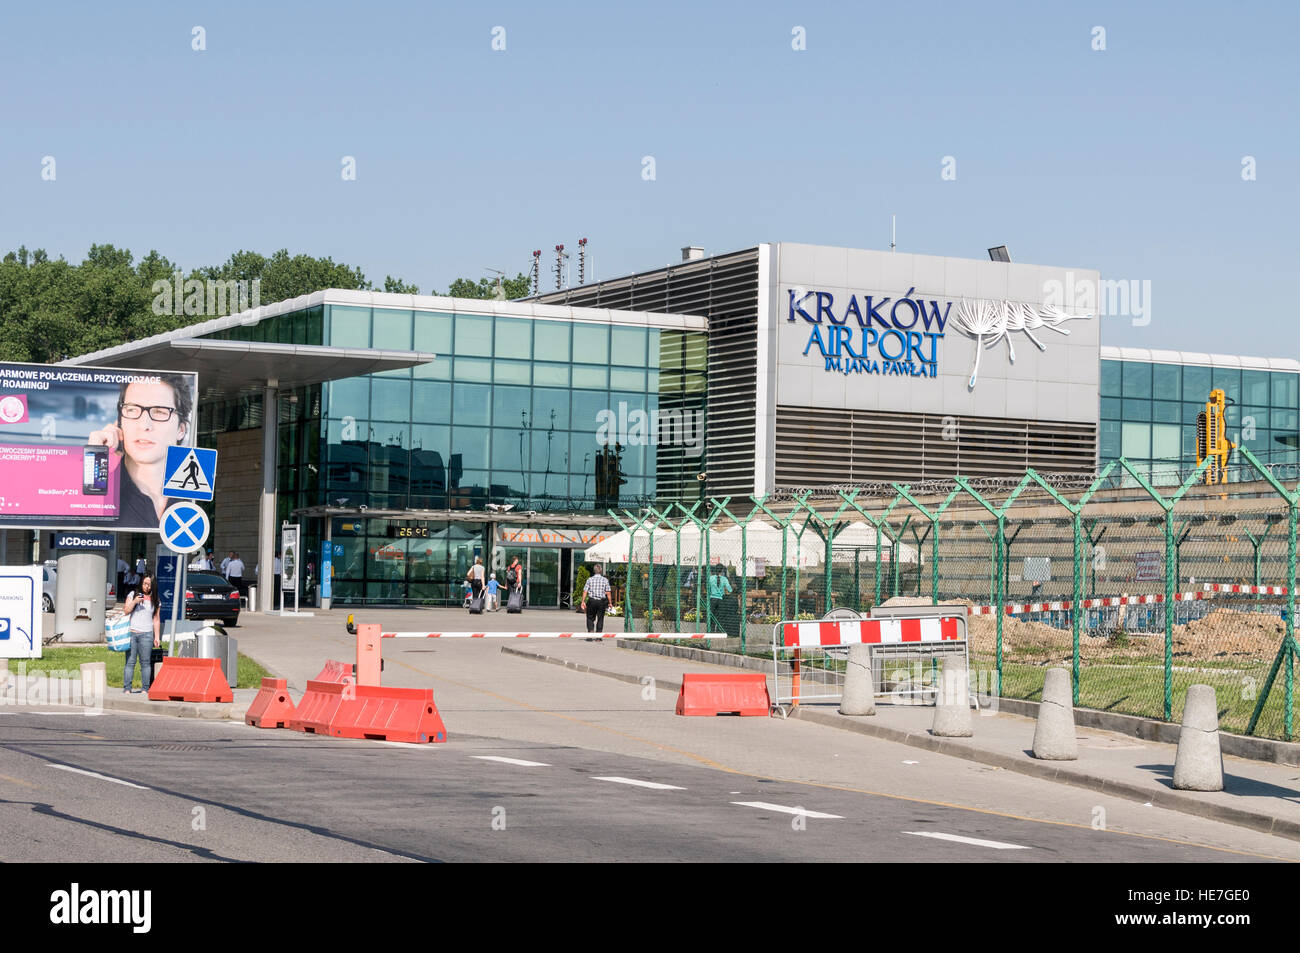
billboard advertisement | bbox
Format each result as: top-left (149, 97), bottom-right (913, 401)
top-left (0, 362), bottom-right (199, 533)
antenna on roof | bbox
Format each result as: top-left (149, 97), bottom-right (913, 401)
top-left (529, 250), bottom-right (541, 296)
top-left (554, 245), bottom-right (568, 291)
top-left (891, 214), bottom-right (896, 253)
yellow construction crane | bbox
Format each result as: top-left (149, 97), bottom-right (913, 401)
top-left (1196, 388), bottom-right (1235, 484)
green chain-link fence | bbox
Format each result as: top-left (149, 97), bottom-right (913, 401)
top-left (599, 448), bottom-right (1300, 742)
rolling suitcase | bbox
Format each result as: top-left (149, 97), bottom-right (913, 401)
top-left (468, 593), bottom-right (486, 614)
top-left (506, 588), bottom-right (523, 613)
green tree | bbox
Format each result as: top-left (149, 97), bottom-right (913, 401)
top-left (443, 272), bottom-right (531, 300)
top-left (0, 243), bottom-right (423, 363)
top-left (383, 275), bottom-right (420, 294)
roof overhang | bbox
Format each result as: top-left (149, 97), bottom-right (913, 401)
top-left (64, 339), bottom-right (436, 400)
top-left (291, 505), bottom-right (617, 526)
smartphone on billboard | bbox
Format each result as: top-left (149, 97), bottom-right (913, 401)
top-left (83, 445), bottom-right (109, 495)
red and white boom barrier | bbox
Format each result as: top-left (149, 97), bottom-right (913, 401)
top-left (379, 631), bottom-right (726, 639)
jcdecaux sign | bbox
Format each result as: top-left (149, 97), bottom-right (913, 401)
top-left (788, 287), bottom-right (950, 379)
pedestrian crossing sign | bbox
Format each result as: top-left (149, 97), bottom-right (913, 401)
top-left (163, 446), bottom-right (218, 501)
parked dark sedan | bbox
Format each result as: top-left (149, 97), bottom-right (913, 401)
top-left (185, 572), bottom-right (241, 626)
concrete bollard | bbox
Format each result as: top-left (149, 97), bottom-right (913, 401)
top-left (1173, 684), bottom-right (1224, 792)
top-left (839, 644), bottom-right (876, 716)
top-left (79, 662), bottom-right (107, 707)
top-left (931, 657), bottom-right (972, 737)
top-left (1032, 667), bottom-right (1078, 760)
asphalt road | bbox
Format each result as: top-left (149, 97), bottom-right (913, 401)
top-left (0, 708), bottom-right (1282, 863)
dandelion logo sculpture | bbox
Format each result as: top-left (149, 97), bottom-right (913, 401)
top-left (788, 288), bottom-right (1092, 389)
top-left (948, 299), bottom-right (1092, 388)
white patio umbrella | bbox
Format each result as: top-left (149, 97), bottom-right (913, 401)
top-left (584, 528), bottom-right (636, 564)
top-left (584, 524), bottom-right (674, 564)
top-left (826, 521), bottom-right (919, 564)
top-left (715, 520), bottom-right (819, 570)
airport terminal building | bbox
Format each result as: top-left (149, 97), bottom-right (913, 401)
top-left (47, 242), bottom-right (1300, 608)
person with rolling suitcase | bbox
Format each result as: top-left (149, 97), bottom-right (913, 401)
top-left (466, 557), bottom-right (487, 614)
top-left (505, 558), bottom-right (524, 614)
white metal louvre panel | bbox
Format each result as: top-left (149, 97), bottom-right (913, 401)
top-left (774, 406), bottom-right (1097, 486)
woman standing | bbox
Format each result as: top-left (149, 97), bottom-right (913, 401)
top-left (122, 573), bottom-right (161, 693)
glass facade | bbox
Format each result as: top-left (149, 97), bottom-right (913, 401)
top-left (198, 302), bottom-right (707, 605)
top-left (313, 305), bottom-right (705, 513)
top-left (1100, 359), bottom-right (1300, 485)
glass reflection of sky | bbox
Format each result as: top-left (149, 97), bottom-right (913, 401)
top-left (0, 383), bottom-right (120, 443)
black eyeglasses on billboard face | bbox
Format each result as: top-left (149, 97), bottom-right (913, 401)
top-left (119, 403), bottom-right (177, 422)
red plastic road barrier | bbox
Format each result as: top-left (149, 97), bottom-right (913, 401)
top-left (314, 659), bottom-right (354, 683)
top-left (147, 658), bottom-right (233, 703)
top-left (288, 679), bottom-right (348, 735)
top-left (330, 685), bottom-right (447, 744)
top-left (245, 677), bottom-right (297, 729)
top-left (675, 672), bottom-right (771, 717)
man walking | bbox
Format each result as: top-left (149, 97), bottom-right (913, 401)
top-left (582, 563), bottom-right (612, 640)
top-left (227, 552), bottom-right (246, 603)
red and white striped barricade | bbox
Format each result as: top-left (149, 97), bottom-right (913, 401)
top-left (771, 611), bottom-right (967, 708)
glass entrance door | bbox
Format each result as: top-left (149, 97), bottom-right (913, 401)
top-left (527, 548), bottom-right (560, 607)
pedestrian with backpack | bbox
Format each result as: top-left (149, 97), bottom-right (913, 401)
top-left (505, 556), bottom-right (525, 613)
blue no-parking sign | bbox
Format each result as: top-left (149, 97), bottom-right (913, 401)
top-left (161, 502), bottom-right (210, 554)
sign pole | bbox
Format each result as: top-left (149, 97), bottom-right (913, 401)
top-left (169, 555), bottom-right (184, 656)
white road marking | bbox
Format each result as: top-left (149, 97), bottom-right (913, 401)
top-left (473, 756), bottom-right (550, 767)
top-left (371, 740), bottom-right (441, 749)
top-left (902, 760), bottom-right (919, 764)
top-left (732, 801), bottom-right (843, 819)
top-left (903, 831), bottom-right (1030, 850)
top-left (48, 764), bottom-right (149, 790)
top-left (592, 776), bottom-right (685, 790)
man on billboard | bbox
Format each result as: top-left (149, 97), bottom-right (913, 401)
top-left (87, 374), bottom-right (193, 528)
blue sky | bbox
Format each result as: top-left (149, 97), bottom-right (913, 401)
top-left (1, 1), bottom-right (1295, 354)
